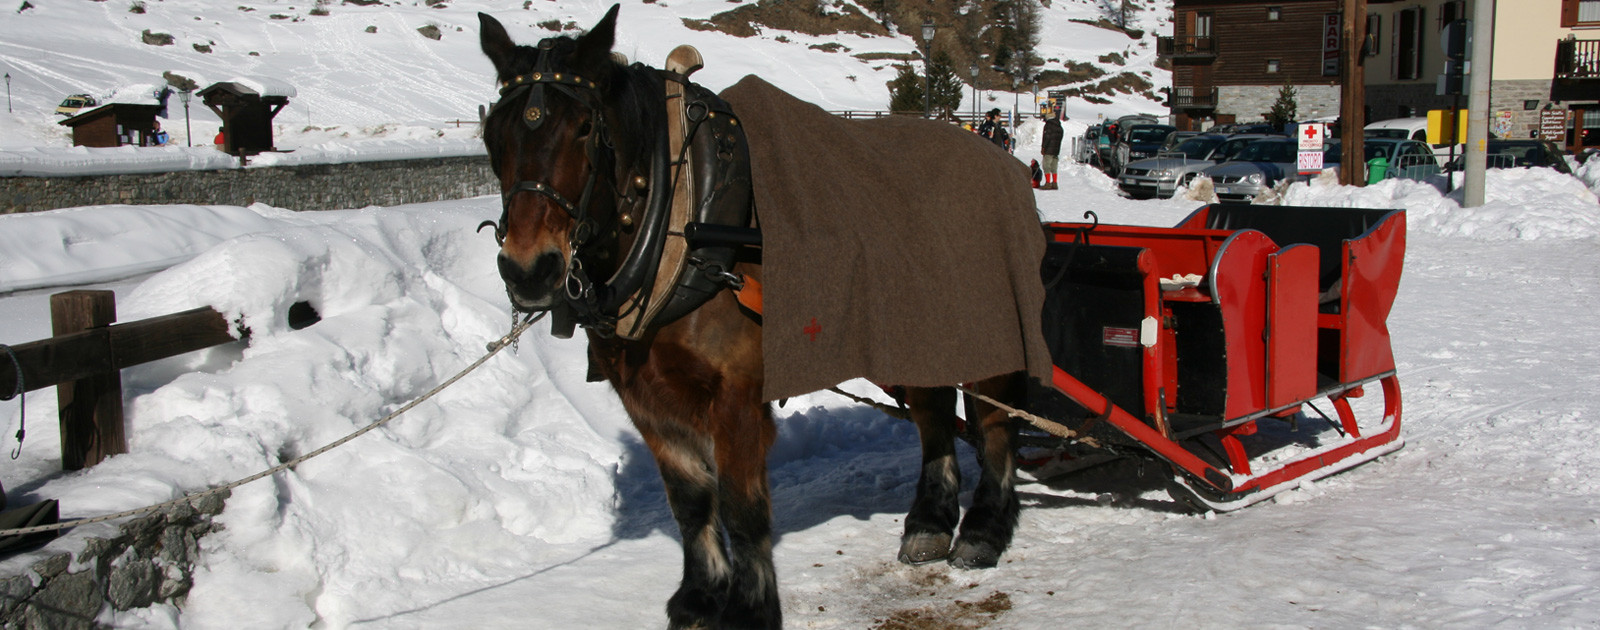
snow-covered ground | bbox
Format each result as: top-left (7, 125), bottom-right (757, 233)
top-left (1, 0), bottom-right (1166, 175)
top-left (7, 0), bottom-right (1600, 628)
top-left (4, 155), bottom-right (1600, 627)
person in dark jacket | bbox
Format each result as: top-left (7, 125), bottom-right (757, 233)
top-left (1040, 107), bottom-right (1064, 190)
top-left (978, 108), bottom-right (1011, 151)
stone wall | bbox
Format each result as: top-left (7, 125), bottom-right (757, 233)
top-left (1220, 84), bottom-right (1343, 124)
top-left (1, 492), bottom-right (226, 630)
top-left (1, 156), bottom-right (498, 215)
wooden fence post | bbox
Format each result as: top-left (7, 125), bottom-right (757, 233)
top-left (50, 290), bottom-right (125, 470)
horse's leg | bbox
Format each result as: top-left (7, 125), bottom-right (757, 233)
top-left (709, 380), bottom-right (780, 629)
top-left (898, 385), bottom-right (963, 565)
top-left (631, 412), bottom-right (730, 629)
top-left (949, 372), bottom-right (1025, 569)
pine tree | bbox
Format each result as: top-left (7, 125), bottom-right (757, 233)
top-left (887, 63), bottom-right (926, 114)
top-left (1265, 81), bottom-right (1299, 129)
top-left (928, 50), bottom-right (965, 118)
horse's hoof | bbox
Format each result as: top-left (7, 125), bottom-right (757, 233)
top-left (947, 539), bottom-right (1001, 570)
top-left (898, 532), bottom-right (953, 565)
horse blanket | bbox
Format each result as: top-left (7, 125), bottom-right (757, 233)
top-left (719, 76), bottom-right (1053, 402)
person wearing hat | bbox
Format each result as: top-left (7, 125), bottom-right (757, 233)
top-left (1040, 107), bottom-right (1064, 190)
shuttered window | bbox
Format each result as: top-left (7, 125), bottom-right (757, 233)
top-left (1562, 0), bottom-right (1600, 27)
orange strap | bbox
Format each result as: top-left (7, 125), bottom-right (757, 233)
top-left (732, 274), bottom-right (763, 316)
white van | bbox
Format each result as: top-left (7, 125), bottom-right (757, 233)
top-left (1365, 117), bottom-right (1429, 142)
top-left (1366, 117), bottom-right (1461, 166)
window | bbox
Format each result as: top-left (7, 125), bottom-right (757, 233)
top-left (1366, 14), bottom-right (1381, 57)
top-left (1267, 59), bottom-right (1280, 73)
top-left (1562, 0), bottom-right (1600, 27)
top-left (1393, 7), bottom-right (1425, 80)
top-left (1439, 0), bottom-right (1465, 27)
top-left (1267, 7), bottom-right (1281, 21)
top-left (1193, 12), bottom-right (1213, 38)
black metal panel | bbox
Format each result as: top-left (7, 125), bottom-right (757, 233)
top-left (1039, 242), bottom-right (1147, 421)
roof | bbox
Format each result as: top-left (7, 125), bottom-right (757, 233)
top-left (56, 103), bottom-right (162, 127)
top-left (198, 77), bottom-right (297, 100)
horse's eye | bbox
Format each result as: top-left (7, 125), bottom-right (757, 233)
top-left (577, 121), bottom-right (593, 138)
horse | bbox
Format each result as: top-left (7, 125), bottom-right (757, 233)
top-left (478, 7), bottom-right (1028, 628)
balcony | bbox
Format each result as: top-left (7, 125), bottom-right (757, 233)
top-left (1168, 86), bottom-right (1219, 110)
top-left (1553, 38), bottom-right (1600, 101)
top-left (1157, 36), bottom-right (1217, 62)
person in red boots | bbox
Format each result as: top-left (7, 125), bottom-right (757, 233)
top-left (1040, 107), bottom-right (1064, 190)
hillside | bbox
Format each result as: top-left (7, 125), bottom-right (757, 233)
top-left (0, 0), bottom-right (1170, 150)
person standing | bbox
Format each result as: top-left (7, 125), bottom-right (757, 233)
top-left (978, 108), bottom-right (1010, 151)
top-left (1040, 108), bottom-right (1064, 190)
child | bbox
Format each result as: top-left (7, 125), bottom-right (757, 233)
top-left (1029, 159), bottom-right (1043, 189)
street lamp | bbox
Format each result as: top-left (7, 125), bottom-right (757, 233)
top-left (921, 19), bottom-right (936, 118)
top-left (179, 88), bottom-right (192, 147)
top-left (969, 65), bottom-right (979, 124)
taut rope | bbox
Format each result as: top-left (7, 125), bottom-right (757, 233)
top-left (0, 315), bottom-right (539, 538)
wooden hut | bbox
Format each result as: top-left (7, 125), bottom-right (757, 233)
top-left (57, 103), bottom-right (165, 148)
top-left (198, 79), bottom-right (294, 156)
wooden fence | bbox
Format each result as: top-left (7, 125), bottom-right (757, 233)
top-left (0, 291), bottom-right (241, 470)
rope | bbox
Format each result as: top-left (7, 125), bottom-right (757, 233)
top-left (1, 344), bottom-right (23, 459)
top-left (826, 386), bottom-right (908, 420)
top-left (0, 314), bottom-right (540, 538)
top-left (828, 383), bottom-right (1101, 449)
top-left (954, 384), bottom-right (1101, 449)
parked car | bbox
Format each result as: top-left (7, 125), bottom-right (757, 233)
top-left (1465, 139), bottom-right (1574, 174)
top-left (1208, 122), bottom-right (1278, 134)
top-left (1159, 130), bottom-right (1202, 154)
top-left (1123, 124), bottom-right (1178, 161)
top-left (55, 94), bottom-right (98, 117)
top-left (1362, 137), bottom-right (1441, 181)
top-left (1118, 133), bottom-right (1249, 199)
top-left (1203, 137), bottom-right (1339, 202)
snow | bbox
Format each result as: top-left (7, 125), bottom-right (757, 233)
top-left (3, 158), bottom-right (1599, 628)
top-left (4, 0), bottom-right (1600, 628)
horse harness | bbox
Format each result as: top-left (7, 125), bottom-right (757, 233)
top-left (481, 41), bottom-right (757, 340)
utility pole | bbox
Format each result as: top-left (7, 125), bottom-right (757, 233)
top-left (1339, 0), bottom-right (1367, 186)
top-left (1463, 0), bottom-right (1496, 207)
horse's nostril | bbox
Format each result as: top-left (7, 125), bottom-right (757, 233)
top-left (498, 251), bottom-right (566, 309)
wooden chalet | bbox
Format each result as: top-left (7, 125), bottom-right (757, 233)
top-left (1160, 0), bottom-right (1344, 130)
top-left (199, 80), bottom-right (292, 157)
top-left (57, 103), bottom-right (166, 148)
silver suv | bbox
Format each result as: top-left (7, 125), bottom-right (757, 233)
top-left (1116, 134), bottom-right (1272, 199)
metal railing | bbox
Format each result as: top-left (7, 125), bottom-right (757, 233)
top-left (1157, 36), bottom-right (1218, 59)
top-left (1556, 38), bottom-right (1600, 79)
top-left (1169, 86), bottom-right (1219, 109)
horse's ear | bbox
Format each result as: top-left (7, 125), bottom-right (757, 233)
top-left (574, 4), bottom-right (620, 67)
top-left (479, 13), bottom-right (518, 75)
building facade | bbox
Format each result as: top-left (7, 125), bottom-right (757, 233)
top-left (1162, 0), bottom-right (1344, 130)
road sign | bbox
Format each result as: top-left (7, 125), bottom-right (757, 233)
top-left (1298, 123), bottom-right (1326, 150)
top-left (1298, 150), bottom-right (1324, 175)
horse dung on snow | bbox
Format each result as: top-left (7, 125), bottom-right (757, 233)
top-left (477, 5), bottom-right (1054, 628)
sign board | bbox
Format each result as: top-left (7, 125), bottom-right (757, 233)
top-left (1297, 150), bottom-right (1325, 175)
top-left (1539, 110), bottom-right (1569, 142)
top-left (1322, 14), bottom-right (1341, 76)
top-left (1427, 109), bottom-right (1469, 145)
top-left (1298, 123), bottom-right (1326, 150)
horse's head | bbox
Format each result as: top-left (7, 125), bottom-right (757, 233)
top-left (479, 6), bottom-right (655, 319)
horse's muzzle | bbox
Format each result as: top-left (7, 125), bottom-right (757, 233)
top-left (498, 251), bottom-right (565, 312)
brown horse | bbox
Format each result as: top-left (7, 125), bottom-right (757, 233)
top-left (479, 7), bottom-right (1025, 628)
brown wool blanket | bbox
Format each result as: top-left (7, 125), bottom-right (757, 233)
top-left (718, 76), bottom-right (1053, 402)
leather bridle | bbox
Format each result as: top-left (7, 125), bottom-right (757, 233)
top-left (478, 40), bottom-right (674, 337)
